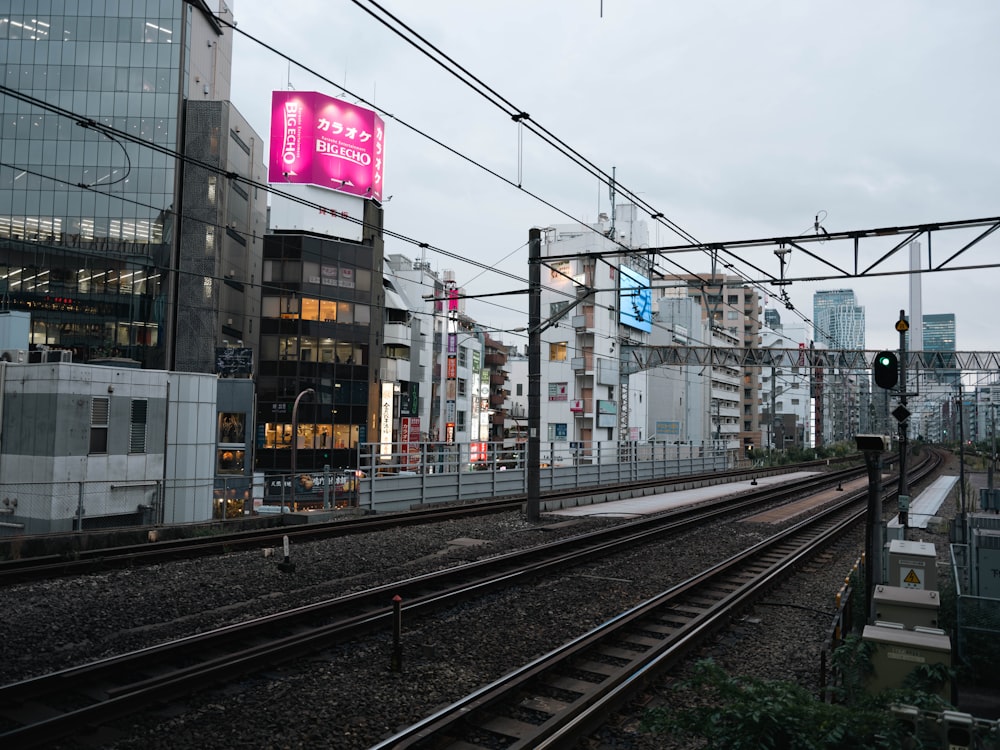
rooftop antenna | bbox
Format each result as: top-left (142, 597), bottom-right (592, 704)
top-left (606, 166), bottom-right (616, 239)
top-left (286, 61), bottom-right (294, 90)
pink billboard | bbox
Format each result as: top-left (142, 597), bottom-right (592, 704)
top-left (269, 91), bottom-right (385, 201)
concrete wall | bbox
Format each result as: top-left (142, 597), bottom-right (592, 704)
top-left (163, 372), bottom-right (218, 524)
top-left (0, 363), bottom-right (169, 532)
top-left (0, 363), bottom-right (221, 533)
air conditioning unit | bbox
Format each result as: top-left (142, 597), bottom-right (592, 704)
top-left (0, 349), bottom-right (26, 364)
top-left (26, 349), bottom-right (72, 363)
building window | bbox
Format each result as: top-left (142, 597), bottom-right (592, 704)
top-left (458, 378), bottom-right (467, 397)
top-left (547, 423), bottom-right (568, 442)
top-left (457, 411), bottom-right (466, 431)
top-left (217, 449), bottom-right (245, 474)
top-left (90, 396), bottom-right (109, 454)
top-left (549, 300), bottom-right (572, 319)
top-left (549, 342), bottom-right (568, 361)
top-left (727, 311), bottom-right (739, 320)
top-left (728, 295), bottom-right (739, 304)
top-left (129, 399), bottom-right (147, 453)
top-left (458, 346), bottom-right (468, 367)
top-left (218, 413), bottom-right (246, 444)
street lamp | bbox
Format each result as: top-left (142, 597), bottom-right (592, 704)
top-left (290, 388), bottom-right (315, 509)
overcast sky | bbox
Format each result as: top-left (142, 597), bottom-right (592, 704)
top-left (229, 1), bottom-right (1000, 356)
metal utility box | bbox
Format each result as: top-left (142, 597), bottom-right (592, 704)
top-left (872, 584), bottom-right (940, 629)
top-left (863, 624), bottom-right (951, 700)
top-left (972, 528), bottom-right (1000, 599)
top-left (887, 539), bottom-right (937, 591)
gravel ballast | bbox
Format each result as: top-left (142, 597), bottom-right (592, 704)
top-left (0, 460), bottom-right (965, 749)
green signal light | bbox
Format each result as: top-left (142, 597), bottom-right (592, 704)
top-left (873, 350), bottom-right (899, 389)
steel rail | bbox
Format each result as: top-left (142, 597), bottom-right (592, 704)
top-left (0, 461), bottom-right (909, 749)
top-left (374, 452), bottom-right (940, 749)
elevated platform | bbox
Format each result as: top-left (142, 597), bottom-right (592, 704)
top-left (888, 475), bottom-right (958, 533)
top-left (546, 471), bottom-right (821, 518)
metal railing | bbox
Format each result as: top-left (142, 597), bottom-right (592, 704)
top-left (0, 439), bottom-right (735, 536)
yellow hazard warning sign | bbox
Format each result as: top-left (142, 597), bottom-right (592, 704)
top-left (903, 569), bottom-right (922, 586)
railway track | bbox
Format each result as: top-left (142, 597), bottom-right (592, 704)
top-left (374, 450), bottom-right (940, 749)
top-left (0, 458), bottom-right (926, 748)
top-left (0, 460), bottom-right (853, 585)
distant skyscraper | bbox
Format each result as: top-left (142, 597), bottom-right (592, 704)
top-left (813, 290), bottom-right (866, 445)
top-left (764, 308), bottom-right (782, 330)
top-left (813, 290), bottom-right (865, 350)
top-left (923, 313), bottom-right (958, 384)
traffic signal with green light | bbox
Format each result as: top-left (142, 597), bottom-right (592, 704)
top-left (873, 351), bottom-right (899, 389)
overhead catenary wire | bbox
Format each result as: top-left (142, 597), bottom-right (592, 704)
top-left (220, 0), bottom-right (837, 343)
top-left (4, 7), bottom-right (838, 348)
top-left (210, 9), bottom-right (776, 317)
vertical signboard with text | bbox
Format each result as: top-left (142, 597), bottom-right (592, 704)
top-left (269, 90), bottom-right (385, 201)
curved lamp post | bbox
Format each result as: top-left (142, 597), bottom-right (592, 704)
top-left (290, 388), bottom-right (315, 509)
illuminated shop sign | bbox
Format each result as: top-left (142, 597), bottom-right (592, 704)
top-left (269, 90), bottom-right (385, 201)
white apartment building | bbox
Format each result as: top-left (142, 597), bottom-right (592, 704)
top-left (760, 320), bottom-right (813, 451)
top-left (536, 204), bottom-right (651, 463)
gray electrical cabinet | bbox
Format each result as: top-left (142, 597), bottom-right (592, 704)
top-left (872, 584), bottom-right (940, 629)
top-left (886, 539), bottom-right (937, 591)
top-left (863, 624), bottom-right (951, 700)
top-left (972, 528), bottom-right (1000, 599)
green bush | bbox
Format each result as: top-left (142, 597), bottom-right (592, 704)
top-left (641, 650), bottom-right (952, 749)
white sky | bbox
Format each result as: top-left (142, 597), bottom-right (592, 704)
top-left (228, 1), bottom-right (1000, 355)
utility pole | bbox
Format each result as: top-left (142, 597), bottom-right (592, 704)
top-left (770, 364), bottom-right (776, 453)
top-left (958, 383), bottom-right (967, 543)
top-left (896, 311), bottom-right (910, 533)
top-left (990, 401), bottom-right (996, 494)
top-left (526, 228), bottom-right (542, 522)
top-left (525, 227), bottom-right (595, 521)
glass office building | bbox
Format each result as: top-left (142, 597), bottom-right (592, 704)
top-left (0, 1), bottom-right (260, 369)
top-left (923, 313), bottom-right (958, 385)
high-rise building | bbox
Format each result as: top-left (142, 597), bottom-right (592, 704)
top-left (812, 290), bottom-right (866, 443)
top-left (812, 289), bottom-right (865, 351)
top-left (923, 313), bottom-right (958, 385)
top-left (0, 2), bottom-right (265, 371)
